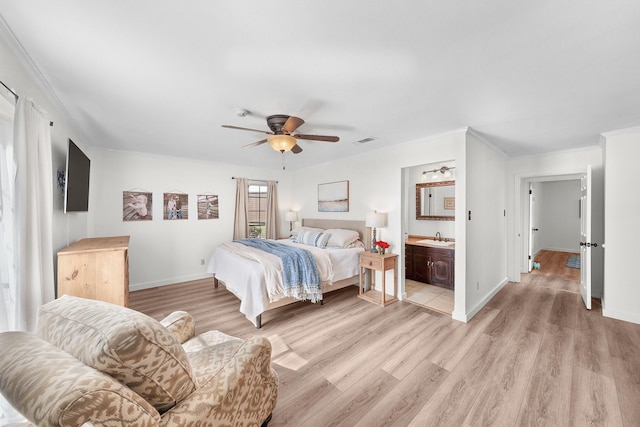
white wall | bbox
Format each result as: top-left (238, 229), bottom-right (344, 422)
top-left (88, 149), bottom-right (294, 290)
top-left (601, 129), bottom-right (640, 324)
top-left (539, 180), bottom-right (581, 253)
top-left (463, 131), bottom-right (508, 319)
top-left (507, 147), bottom-right (604, 299)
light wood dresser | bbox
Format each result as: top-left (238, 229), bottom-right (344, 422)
top-left (57, 236), bottom-right (130, 306)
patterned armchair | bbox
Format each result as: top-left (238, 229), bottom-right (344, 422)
top-left (0, 295), bottom-right (278, 426)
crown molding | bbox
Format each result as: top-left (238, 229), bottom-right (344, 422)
top-left (465, 127), bottom-right (509, 157)
top-left (600, 126), bottom-right (640, 138)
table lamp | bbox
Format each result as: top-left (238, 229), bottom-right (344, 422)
top-left (285, 211), bottom-right (298, 232)
top-left (366, 211), bottom-right (387, 253)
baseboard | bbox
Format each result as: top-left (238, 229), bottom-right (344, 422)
top-left (455, 277), bottom-right (509, 322)
top-left (130, 273), bottom-right (212, 292)
top-left (602, 303), bottom-right (640, 325)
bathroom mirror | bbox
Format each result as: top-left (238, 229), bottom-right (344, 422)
top-left (416, 180), bottom-right (455, 220)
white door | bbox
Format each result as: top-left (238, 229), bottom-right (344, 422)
top-left (579, 165), bottom-right (592, 309)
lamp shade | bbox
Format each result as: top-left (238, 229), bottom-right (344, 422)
top-left (366, 211), bottom-right (386, 228)
top-left (285, 211), bottom-right (298, 222)
top-left (268, 134), bottom-right (297, 152)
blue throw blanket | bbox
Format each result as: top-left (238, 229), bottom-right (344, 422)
top-left (234, 239), bottom-right (323, 302)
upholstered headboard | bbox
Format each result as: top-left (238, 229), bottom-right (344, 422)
top-left (301, 218), bottom-right (370, 249)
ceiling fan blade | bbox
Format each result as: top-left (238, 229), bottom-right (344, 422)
top-left (222, 124), bottom-right (273, 135)
top-left (291, 144), bottom-right (303, 154)
top-left (282, 116), bottom-right (305, 134)
top-left (242, 139), bottom-right (267, 148)
top-left (292, 133), bottom-right (339, 142)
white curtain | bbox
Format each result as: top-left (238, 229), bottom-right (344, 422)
top-left (233, 178), bottom-right (248, 239)
top-left (0, 93), bottom-right (54, 426)
top-left (265, 180), bottom-right (279, 240)
top-left (0, 85), bottom-right (22, 427)
top-left (0, 97), bottom-right (55, 333)
top-left (0, 88), bottom-right (16, 334)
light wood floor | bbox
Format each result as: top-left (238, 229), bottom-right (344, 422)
top-left (130, 273), bottom-right (640, 426)
top-left (531, 249), bottom-right (581, 282)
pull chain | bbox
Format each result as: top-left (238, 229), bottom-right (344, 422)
top-left (282, 151), bottom-right (286, 170)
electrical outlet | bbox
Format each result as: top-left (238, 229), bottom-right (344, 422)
top-left (200, 259), bottom-right (205, 265)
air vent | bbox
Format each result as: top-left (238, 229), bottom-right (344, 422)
top-left (353, 137), bottom-right (376, 144)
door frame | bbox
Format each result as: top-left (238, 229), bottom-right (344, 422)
top-left (517, 173), bottom-right (584, 275)
top-left (528, 182), bottom-right (535, 272)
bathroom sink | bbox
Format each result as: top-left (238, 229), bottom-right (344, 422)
top-left (416, 239), bottom-right (454, 247)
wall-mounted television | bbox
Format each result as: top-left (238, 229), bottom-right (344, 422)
top-left (64, 138), bottom-right (90, 212)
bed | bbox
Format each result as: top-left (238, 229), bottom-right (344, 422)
top-left (207, 219), bottom-right (369, 328)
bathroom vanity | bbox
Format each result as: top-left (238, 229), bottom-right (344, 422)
top-left (405, 236), bottom-right (455, 290)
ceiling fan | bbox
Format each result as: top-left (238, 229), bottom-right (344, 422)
top-left (221, 114), bottom-right (339, 155)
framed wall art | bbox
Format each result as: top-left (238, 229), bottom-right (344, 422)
top-left (164, 192), bottom-right (189, 220)
top-left (198, 194), bottom-right (219, 219)
top-left (123, 191), bottom-right (152, 221)
top-left (444, 196), bottom-right (455, 210)
top-left (318, 180), bottom-right (349, 212)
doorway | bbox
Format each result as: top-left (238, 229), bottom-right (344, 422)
top-left (402, 161), bottom-right (456, 315)
top-left (523, 179), bottom-right (581, 266)
top-left (522, 178), bottom-right (582, 293)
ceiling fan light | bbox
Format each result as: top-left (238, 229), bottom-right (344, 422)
top-left (268, 134), bottom-right (297, 152)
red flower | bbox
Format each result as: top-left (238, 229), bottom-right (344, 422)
top-left (374, 240), bottom-right (390, 248)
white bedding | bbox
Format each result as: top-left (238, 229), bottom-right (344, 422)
top-left (206, 239), bottom-right (363, 324)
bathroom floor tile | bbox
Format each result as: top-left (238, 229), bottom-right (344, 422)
top-left (405, 279), bottom-right (454, 314)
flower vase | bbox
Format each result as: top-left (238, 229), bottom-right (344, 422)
top-left (378, 247), bottom-right (386, 255)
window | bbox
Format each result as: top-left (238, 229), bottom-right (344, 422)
top-left (247, 183), bottom-right (267, 238)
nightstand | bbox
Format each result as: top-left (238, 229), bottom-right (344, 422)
top-left (358, 251), bottom-right (398, 306)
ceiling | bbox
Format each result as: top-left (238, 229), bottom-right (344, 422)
top-left (1, 1), bottom-right (639, 170)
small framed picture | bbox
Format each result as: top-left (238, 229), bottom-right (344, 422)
top-left (164, 193), bottom-right (188, 220)
top-left (444, 197), bottom-right (455, 210)
top-left (198, 194), bottom-right (219, 219)
top-left (123, 191), bottom-right (152, 221)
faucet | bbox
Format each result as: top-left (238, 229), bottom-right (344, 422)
top-left (435, 232), bottom-right (442, 241)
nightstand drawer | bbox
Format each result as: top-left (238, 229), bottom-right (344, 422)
top-left (360, 254), bottom-right (384, 270)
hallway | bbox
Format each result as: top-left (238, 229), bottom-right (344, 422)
top-left (524, 249), bottom-right (581, 294)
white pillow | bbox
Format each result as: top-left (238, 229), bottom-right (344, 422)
top-left (290, 226), bottom-right (324, 238)
top-left (325, 228), bottom-right (360, 248)
top-left (295, 230), bottom-right (331, 248)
